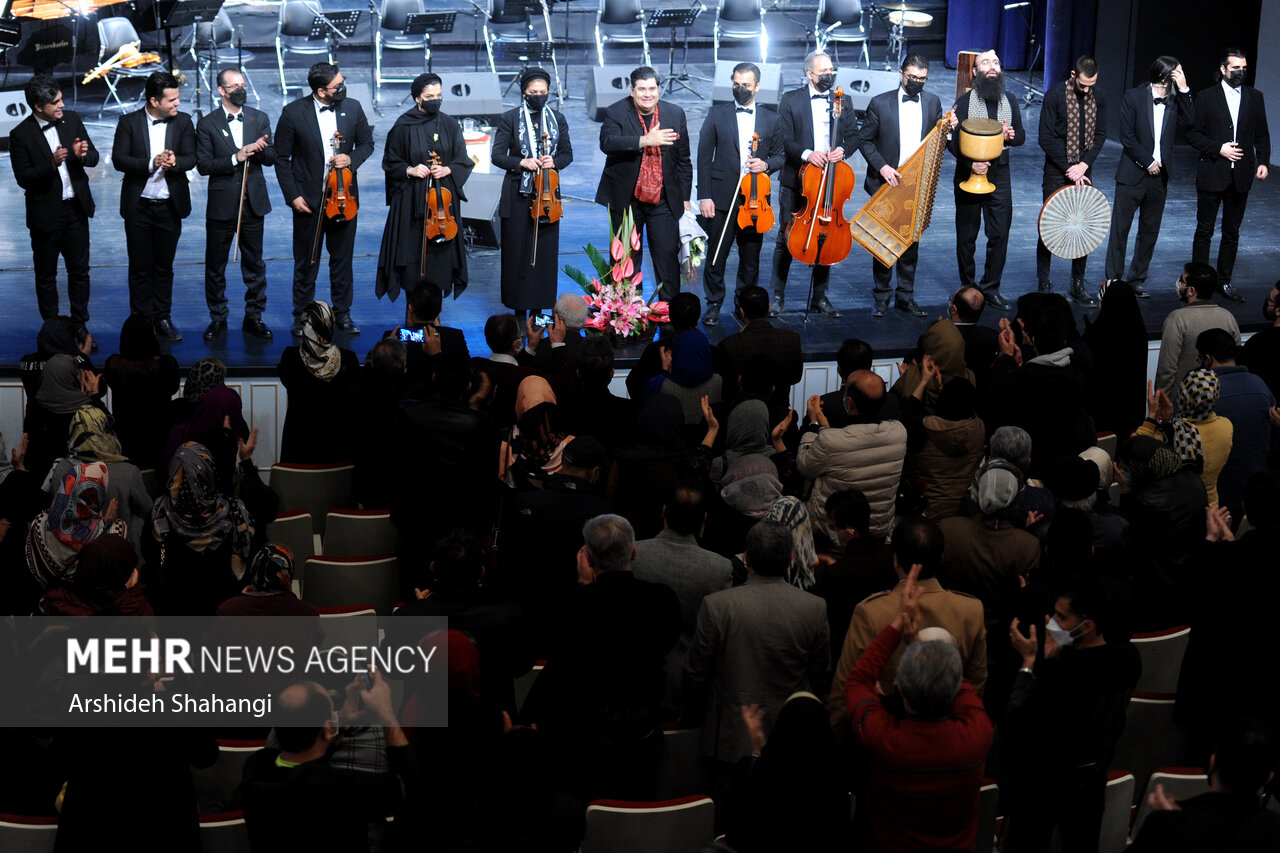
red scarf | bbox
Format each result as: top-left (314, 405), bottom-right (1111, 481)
top-left (634, 106), bottom-right (663, 204)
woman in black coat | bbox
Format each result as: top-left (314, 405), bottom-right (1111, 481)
top-left (103, 314), bottom-right (181, 470)
top-left (1081, 280), bottom-right (1148, 437)
top-left (277, 301), bottom-right (358, 464)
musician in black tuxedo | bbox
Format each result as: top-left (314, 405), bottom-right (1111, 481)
top-left (1036, 55), bottom-right (1107, 307)
top-left (858, 54), bottom-right (944, 318)
top-left (1186, 48), bottom-right (1271, 303)
top-left (946, 50), bottom-right (1025, 313)
top-left (594, 66), bottom-right (692, 303)
top-left (1105, 56), bottom-right (1194, 296)
top-left (9, 75), bottom-right (98, 339)
top-left (196, 68), bottom-right (276, 343)
top-left (695, 62), bottom-right (784, 326)
top-left (112, 71), bottom-right (196, 342)
top-left (768, 50), bottom-right (858, 319)
top-left (275, 62), bottom-right (376, 336)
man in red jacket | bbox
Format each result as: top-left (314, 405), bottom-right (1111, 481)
top-left (846, 564), bottom-right (995, 851)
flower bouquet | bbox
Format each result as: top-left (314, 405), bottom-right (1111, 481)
top-left (563, 208), bottom-right (669, 346)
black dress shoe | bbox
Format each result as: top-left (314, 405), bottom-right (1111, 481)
top-left (701, 302), bottom-right (721, 327)
top-left (1038, 279), bottom-right (1054, 293)
top-left (1069, 278), bottom-right (1099, 308)
top-left (335, 315), bottom-right (361, 335)
top-left (769, 295), bottom-right (785, 317)
top-left (242, 317), bottom-right (273, 341)
top-left (895, 298), bottom-right (927, 317)
top-left (155, 318), bottom-right (183, 342)
top-left (203, 319), bottom-right (227, 343)
top-left (1132, 283), bottom-right (1150, 299)
top-left (872, 303), bottom-right (888, 318)
top-left (810, 297), bottom-right (842, 318)
top-left (1221, 282), bottom-right (1247, 303)
top-left (986, 292), bottom-right (1012, 312)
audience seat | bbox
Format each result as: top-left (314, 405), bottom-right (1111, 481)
top-left (1098, 771), bottom-right (1135, 853)
top-left (513, 660), bottom-right (545, 714)
top-left (199, 811), bottom-right (251, 853)
top-left (1130, 766), bottom-right (1208, 839)
top-left (192, 740), bottom-right (266, 814)
top-left (0, 814), bottom-right (57, 853)
top-left (1112, 693), bottom-right (1192, 806)
top-left (265, 510), bottom-right (316, 587)
top-left (317, 605), bottom-right (380, 650)
top-left (656, 725), bottom-right (711, 800)
top-left (975, 778), bottom-right (1000, 853)
top-left (582, 796), bottom-right (715, 853)
top-left (322, 510), bottom-right (397, 557)
top-left (302, 555), bottom-right (399, 616)
top-left (1131, 626), bottom-right (1190, 695)
top-left (269, 464), bottom-right (354, 535)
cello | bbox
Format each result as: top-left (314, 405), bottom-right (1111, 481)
top-left (530, 131), bottom-right (562, 266)
top-left (422, 151), bottom-right (457, 273)
top-left (786, 86), bottom-right (855, 268)
top-left (311, 130), bottom-right (357, 265)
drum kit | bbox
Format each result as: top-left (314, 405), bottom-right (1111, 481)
top-left (864, 3), bottom-right (933, 70)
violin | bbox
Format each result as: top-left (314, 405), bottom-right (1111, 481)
top-left (735, 131), bottom-right (774, 234)
top-left (311, 130), bottom-right (356, 265)
top-left (423, 151), bottom-right (457, 258)
top-left (530, 131), bottom-right (562, 266)
top-left (786, 86), bottom-right (855, 267)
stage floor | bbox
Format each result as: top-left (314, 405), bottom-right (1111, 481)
top-left (0, 54), bottom-right (1276, 373)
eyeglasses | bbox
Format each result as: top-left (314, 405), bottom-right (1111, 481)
top-left (904, 74), bottom-right (927, 84)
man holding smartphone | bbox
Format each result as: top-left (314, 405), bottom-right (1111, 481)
top-left (384, 284), bottom-right (470, 384)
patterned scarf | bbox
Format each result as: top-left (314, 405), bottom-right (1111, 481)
top-left (26, 462), bottom-right (126, 587)
top-left (516, 102), bottom-right (559, 196)
top-left (184, 358), bottom-right (228, 403)
top-left (967, 87), bottom-right (1012, 128)
top-left (634, 105), bottom-right (663, 204)
top-left (151, 442), bottom-right (254, 558)
top-left (763, 496), bottom-right (817, 591)
top-left (299, 301), bottom-right (342, 381)
top-left (1064, 80), bottom-right (1097, 165)
top-left (1172, 369), bottom-right (1219, 468)
top-left (68, 404), bottom-right (128, 464)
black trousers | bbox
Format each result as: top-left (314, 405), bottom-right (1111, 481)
top-left (1106, 173), bottom-right (1167, 283)
top-left (1193, 183), bottom-right (1250, 283)
top-left (125, 198), bottom-right (182, 320)
top-left (1003, 765), bottom-right (1106, 853)
top-left (769, 186), bottom-right (830, 302)
top-left (700, 207), bottom-right (764, 306)
top-left (31, 197), bottom-right (91, 325)
top-left (611, 200), bottom-right (681, 302)
top-left (292, 211), bottom-right (356, 319)
top-left (205, 212), bottom-right (267, 321)
top-left (1036, 175), bottom-right (1087, 284)
top-left (955, 166), bottom-right (1012, 295)
top-left (872, 241), bottom-right (920, 305)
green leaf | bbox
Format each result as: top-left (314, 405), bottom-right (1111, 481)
top-left (563, 264), bottom-right (594, 291)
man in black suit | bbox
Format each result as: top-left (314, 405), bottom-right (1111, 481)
top-left (948, 285), bottom-right (999, 389)
top-left (196, 68), bottom-right (276, 343)
top-left (1187, 47), bottom-right (1270, 303)
top-left (1105, 56), bottom-right (1194, 296)
top-left (717, 285), bottom-right (802, 410)
top-left (947, 50), bottom-right (1025, 313)
top-left (275, 62), bottom-right (375, 336)
top-left (112, 71), bottom-right (195, 341)
top-left (9, 75), bottom-right (98, 342)
top-left (595, 66), bottom-right (692, 303)
top-left (390, 283), bottom-right (470, 385)
top-left (858, 53), bottom-right (944, 318)
top-left (1036, 55), bottom-right (1107, 306)
top-left (695, 61), bottom-right (784, 326)
top-left (768, 50), bottom-right (857, 319)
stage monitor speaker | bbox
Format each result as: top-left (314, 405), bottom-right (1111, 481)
top-left (0, 90), bottom-right (31, 148)
top-left (438, 73), bottom-right (502, 124)
top-left (710, 61), bottom-right (784, 107)
top-left (838, 68), bottom-right (901, 114)
top-left (586, 65), bottom-right (632, 122)
top-left (462, 172), bottom-right (503, 248)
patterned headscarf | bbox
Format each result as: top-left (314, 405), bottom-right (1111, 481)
top-left (720, 454), bottom-right (783, 519)
top-left (1172, 368), bottom-right (1219, 467)
top-left (763, 496), bottom-right (817, 591)
top-left (300, 301), bottom-right (341, 380)
top-left (151, 442), bottom-right (254, 558)
top-left (68, 404), bottom-right (128, 464)
top-left (26, 462), bottom-right (126, 587)
top-left (244, 544), bottom-right (294, 592)
top-left (184, 358), bottom-right (228, 403)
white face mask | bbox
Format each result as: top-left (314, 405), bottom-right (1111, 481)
top-left (1175, 278), bottom-right (1188, 301)
top-left (1046, 617), bottom-right (1079, 648)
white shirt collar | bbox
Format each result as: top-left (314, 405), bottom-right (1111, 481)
top-left (489, 353), bottom-right (519, 365)
top-left (1221, 79), bottom-right (1241, 99)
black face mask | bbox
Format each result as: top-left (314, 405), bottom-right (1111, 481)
top-left (732, 84), bottom-right (753, 106)
top-left (813, 72), bottom-right (836, 93)
top-left (902, 79), bottom-right (925, 97)
top-left (524, 93), bottom-right (548, 112)
top-left (419, 98), bottom-right (442, 117)
top-left (1227, 69), bottom-right (1245, 88)
top-left (329, 83), bottom-right (347, 103)
top-left (227, 87), bottom-right (248, 107)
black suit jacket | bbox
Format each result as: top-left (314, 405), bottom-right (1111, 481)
top-left (274, 96), bottom-right (376, 210)
top-left (695, 102), bottom-right (785, 210)
top-left (595, 97), bottom-right (692, 218)
top-left (1115, 84), bottom-right (1194, 185)
top-left (9, 110), bottom-right (98, 228)
top-left (1186, 82), bottom-right (1271, 193)
top-left (776, 86), bottom-right (858, 191)
top-left (490, 106), bottom-right (573, 219)
top-left (112, 109), bottom-right (197, 219)
top-left (1038, 83), bottom-right (1108, 183)
top-left (858, 88), bottom-right (944, 195)
top-left (718, 319), bottom-right (803, 389)
top-left (195, 106), bottom-right (277, 219)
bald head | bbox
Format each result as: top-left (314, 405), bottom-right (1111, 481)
top-left (276, 681), bottom-right (336, 753)
top-left (951, 286), bottom-right (984, 323)
top-left (845, 369), bottom-right (886, 419)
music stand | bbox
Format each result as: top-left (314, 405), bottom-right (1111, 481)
top-left (165, 0), bottom-right (227, 114)
top-left (1007, 1), bottom-right (1044, 105)
top-left (647, 6), bottom-right (707, 98)
top-left (403, 11), bottom-right (455, 72)
top-left (308, 8), bottom-right (362, 65)
top-left (492, 37), bottom-right (556, 95)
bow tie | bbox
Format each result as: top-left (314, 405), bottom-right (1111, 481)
top-left (318, 105), bottom-right (336, 113)
top-left (902, 93), bottom-right (920, 103)
top-left (811, 93), bottom-right (829, 100)
top-left (227, 113), bottom-right (242, 122)
top-left (735, 107), bottom-right (753, 114)
top-left (150, 118), bottom-right (169, 126)
top-left (39, 122), bottom-right (55, 132)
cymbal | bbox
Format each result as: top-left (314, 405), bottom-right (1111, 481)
top-left (888, 10), bottom-right (934, 27)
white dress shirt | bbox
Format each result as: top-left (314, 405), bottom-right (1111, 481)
top-left (40, 120), bottom-right (73, 200)
top-left (226, 106), bottom-right (244, 168)
top-left (314, 97), bottom-right (338, 161)
top-left (897, 88), bottom-right (924, 167)
top-left (736, 106), bottom-right (755, 173)
top-left (1150, 84), bottom-right (1167, 168)
top-left (140, 113), bottom-right (171, 200)
top-left (1222, 78), bottom-right (1241, 169)
top-left (802, 84), bottom-right (832, 162)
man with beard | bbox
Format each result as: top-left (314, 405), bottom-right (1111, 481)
top-left (1187, 47), bottom-right (1270, 303)
top-left (1036, 56), bottom-right (1106, 306)
top-left (375, 73), bottom-right (473, 305)
top-left (947, 50), bottom-right (1025, 313)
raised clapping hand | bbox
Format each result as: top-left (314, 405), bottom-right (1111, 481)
top-left (891, 564), bottom-right (924, 641)
top-left (1002, 119), bottom-right (1015, 141)
top-left (700, 394), bottom-right (719, 433)
top-left (1009, 616), bottom-right (1037, 669)
top-left (741, 703), bottom-right (767, 755)
top-left (1146, 380), bottom-right (1174, 423)
top-left (997, 318), bottom-right (1022, 366)
top-left (806, 394), bottom-right (829, 429)
top-left (771, 410), bottom-right (795, 451)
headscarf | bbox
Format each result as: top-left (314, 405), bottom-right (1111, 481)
top-left (184, 357), bottom-right (228, 403)
top-left (500, 376), bottom-right (571, 483)
top-left (1172, 368), bottom-right (1219, 467)
top-left (118, 313), bottom-right (162, 360)
top-left (300, 301), bottom-right (342, 380)
top-left (39, 533), bottom-right (149, 616)
top-left (166, 385), bottom-right (249, 466)
top-left (151, 442), bottom-right (254, 558)
top-left (36, 319), bottom-right (82, 357)
top-left (68, 404), bottom-right (128, 464)
top-left (720, 454), bottom-right (783, 518)
top-left (519, 66), bottom-right (551, 89)
top-left (763, 496), bottom-right (817, 590)
top-left (35, 354), bottom-right (91, 415)
top-left (969, 458), bottom-right (1025, 528)
top-left (723, 401), bottom-right (772, 466)
top-left (26, 462), bottom-right (125, 587)
top-left (668, 329), bottom-right (714, 387)
top-left (1122, 435), bottom-right (1181, 484)
top-left (244, 544), bottom-right (294, 592)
